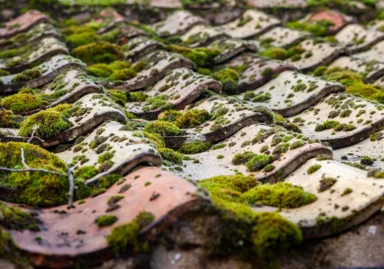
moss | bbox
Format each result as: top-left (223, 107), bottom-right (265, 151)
top-left (127, 92), bottom-right (148, 102)
top-left (260, 68), bottom-right (273, 78)
top-left (360, 156), bottom-right (375, 165)
top-left (143, 96), bottom-right (173, 112)
top-left (232, 151), bottom-right (256, 165)
top-left (158, 110), bottom-right (182, 122)
top-left (259, 47), bottom-right (287, 60)
top-left (179, 140), bottom-right (212, 154)
top-left (98, 152), bottom-right (114, 164)
top-left (0, 142), bottom-right (68, 207)
top-left (289, 140), bottom-right (305, 150)
top-left (74, 166), bottom-right (98, 180)
top-left (108, 90), bottom-right (127, 107)
top-left (251, 212), bottom-right (302, 258)
top-left (0, 110), bottom-right (24, 128)
top-left (169, 45), bottom-right (221, 66)
top-left (293, 83), bottom-right (307, 92)
top-left (158, 147), bottom-right (183, 164)
top-left (246, 154), bottom-right (272, 172)
top-left (197, 174), bottom-right (303, 261)
top-left (11, 68), bottom-right (42, 83)
top-left (213, 68), bottom-right (239, 94)
top-left (107, 211), bottom-right (154, 254)
top-left (19, 110), bottom-right (72, 139)
top-left (66, 31), bottom-right (99, 48)
top-left (370, 132), bottom-right (383, 141)
top-left (318, 177), bottom-right (337, 192)
top-left (307, 164), bottom-right (321, 175)
top-left (341, 188), bottom-right (353, 196)
top-left (109, 68), bottom-right (137, 81)
top-left (286, 20), bottom-right (334, 37)
top-left (263, 164), bottom-right (275, 172)
top-left (0, 202), bottom-right (41, 231)
top-left (72, 41), bottom-right (124, 64)
top-left (87, 64), bottom-right (113, 77)
top-left (144, 121), bottom-right (181, 136)
top-left (242, 182), bottom-right (316, 208)
top-left (96, 215), bottom-right (118, 227)
top-left (1, 92), bottom-right (43, 113)
top-left (323, 68), bottom-right (384, 103)
top-left (0, 69), bottom-right (10, 76)
top-left (175, 109), bottom-right (210, 128)
top-left (315, 120), bottom-right (340, 132)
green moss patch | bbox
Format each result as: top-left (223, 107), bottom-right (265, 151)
top-left (11, 68), bottom-right (42, 83)
top-left (242, 182), bottom-right (317, 208)
top-left (169, 45), bottom-right (221, 66)
top-left (0, 142), bottom-right (68, 207)
top-left (1, 92), bottom-right (44, 113)
top-left (197, 174), bottom-right (303, 263)
top-left (96, 215), bottom-right (118, 227)
top-left (72, 41), bottom-right (124, 64)
top-left (179, 140), bottom-right (212, 154)
top-left (0, 110), bottom-right (24, 128)
top-left (144, 121), bottom-right (181, 136)
top-left (213, 68), bottom-right (240, 94)
top-left (0, 202), bottom-right (41, 231)
top-left (19, 109), bottom-right (73, 139)
top-left (107, 211), bottom-right (154, 254)
top-left (175, 109), bottom-right (210, 128)
top-left (307, 164), bottom-right (321, 174)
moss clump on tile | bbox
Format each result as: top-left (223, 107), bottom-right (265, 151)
top-left (144, 121), bottom-right (181, 136)
top-left (318, 177), bottom-right (337, 192)
top-left (143, 96), bottom-right (173, 112)
top-left (87, 63), bottom-right (114, 77)
top-left (108, 90), bottom-right (127, 107)
top-left (19, 110), bottom-right (72, 139)
top-left (286, 20), bottom-right (334, 37)
top-left (109, 68), bottom-right (137, 81)
top-left (0, 110), bottom-right (23, 128)
top-left (0, 69), bottom-right (10, 76)
top-left (1, 92), bottom-right (43, 113)
top-left (213, 68), bottom-right (239, 94)
top-left (251, 212), bottom-right (302, 258)
top-left (259, 47), bottom-right (287, 60)
top-left (246, 154), bottom-right (272, 172)
top-left (322, 68), bottom-right (384, 103)
top-left (341, 187), bottom-right (353, 196)
top-left (175, 109), bottom-right (210, 128)
top-left (179, 140), bottom-right (212, 154)
top-left (0, 142), bottom-right (68, 207)
top-left (158, 110), bottom-right (183, 122)
top-left (197, 174), bottom-right (303, 263)
top-left (66, 31), bottom-right (99, 48)
top-left (107, 211), bottom-right (155, 254)
top-left (158, 147), bottom-right (183, 164)
top-left (72, 41), bottom-right (124, 64)
top-left (127, 92), bottom-right (148, 102)
top-left (0, 202), bottom-right (41, 231)
top-left (289, 140), bottom-right (305, 150)
top-left (11, 68), bottom-right (42, 83)
top-left (169, 45), bottom-right (221, 66)
top-left (232, 151), bottom-right (257, 165)
top-left (360, 156), bottom-right (375, 165)
top-left (307, 164), bottom-right (321, 174)
top-left (96, 215), bottom-right (118, 227)
top-left (74, 166), bottom-right (98, 180)
top-left (242, 182), bottom-right (316, 208)
top-left (259, 45), bottom-right (305, 61)
top-left (263, 164), bottom-right (275, 172)
top-left (98, 152), bottom-right (114, 164)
